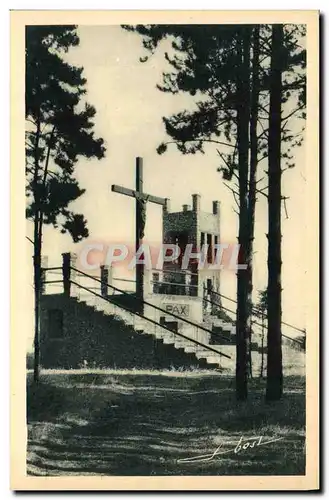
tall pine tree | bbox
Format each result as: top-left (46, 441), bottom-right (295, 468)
top-left (123, 24), bottom-right (262, 399)
top-left (26, 26), bottom-right (106, 382)
top-left (262, 24), bottom-right (305, 400)
top-left (122, 23), bottom-right (305, 399)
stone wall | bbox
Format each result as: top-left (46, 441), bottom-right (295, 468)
top-left (39, 294), bottom-right (212, 370)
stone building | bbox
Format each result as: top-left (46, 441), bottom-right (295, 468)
top-left (38, 190), bottom-right (305, 375)
top-left (147, 194), bottom-right (222, 321)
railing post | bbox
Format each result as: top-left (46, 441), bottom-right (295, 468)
top-left (144, 269), bottom-right (152, 296)
top-left (153, 272), bottom-right (159, 294)
top-left (190, 263), bottom-right (199, 297)
top-left (40, 255), bottom-right (48, 295)
top-left (62, 252), bottom-right (78, 297)
top-left (100, 265), bottom-right (109, 297)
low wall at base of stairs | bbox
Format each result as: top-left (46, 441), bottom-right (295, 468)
top-left (39, 294), bottom-right (217, 371)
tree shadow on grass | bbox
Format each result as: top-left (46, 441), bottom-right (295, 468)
top-left (27, 372), bottom-right (305, 476)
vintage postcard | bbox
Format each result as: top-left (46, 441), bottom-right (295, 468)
top-left (11, 10), bottom-right (319, 491)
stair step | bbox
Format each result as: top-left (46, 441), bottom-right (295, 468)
top-left (96, 302), bottom-right (114, 315)
top-left (196, 352), bottom-right (223, 362)
top-left (154, 326), bottom-right (175, 339)
top-left (196, 345), bottom-right (229, 356)
top-left (161, 315), bottom-right (185, 326)
top-left (184, 345), bottom-right (197, 353)
top-left (174, 343), bottom-right (194, 350)
top-left (200, 357), bottom-right (221, 366)
top-left (162, 335), bottom-right (176, 345)
top-left (207, 316), bottom-right (235, 332)
top-left (196, 354), bottom-right (222, 363)
top-left (213, 323), bottom-right (235, 334)
top-left (75, 295), bottom-right (236, 371)
top-left (161, 320), bottom-right (180, 332)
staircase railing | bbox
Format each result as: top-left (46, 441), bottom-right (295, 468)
top-left (210, 289), bottom-right (306, 333)
top-left (150, 267), bottom-right (306, 345)
top-left (42, 263), bottom-right (305, 353)
top-left (204, 291), bottom-right (305, 350)
top-left (72, 267), bottom-right (233, 358)
top-left (43, 266), bottom-right (232, 360)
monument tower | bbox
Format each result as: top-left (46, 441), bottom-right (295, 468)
top-left (158, 194), bottom-right (221, 308)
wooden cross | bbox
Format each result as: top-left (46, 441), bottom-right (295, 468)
top-left (111, 157), bottom-right (167, 311)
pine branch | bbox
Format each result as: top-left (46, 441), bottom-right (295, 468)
top-left (232, 170), bottom-right (240, 182)
top-left (32, 114), bottom-right (41, 196)
top-left (282, 164), bottom-right (296, 174)
top-left (258, 103), bottom-right (270, 116)
top-left (257, 185), bottom-right (269, 194)
top-left (283, 197), bottom-right (289, 219)
top-left (256, 176), bottom-right (265, 185)
top-left (26, 118), bottom-right (37, 127)
top-left (258, 38), bottom-right (271, 55)
top-left (257, 121), bottom-right (269, 139)
top-left (42, 126), bottom-right (56, 187)
top-left (258, 153), bottom-right (269, 163)
top-left (47, 170), bottom-right (60, 179)
top-left (256, 190), bottom-right (268, 199)
top-left (282, 104), bottom-right (305, 122)
top-left (164, 138), bottom-right (236, 149)
top-left (282, 78), bottom-right (305, 91)
top-left (223, 181), bottom-right (240, 208)
top-left (216, 149), bottom-right (232, 170)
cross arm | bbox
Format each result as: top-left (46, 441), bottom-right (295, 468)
top-left (111, 184), bottom-right (135, 198)
top-left (145, 193), bottom-right (167, 206)
top-left (111, 184), bottom-right (167, 206)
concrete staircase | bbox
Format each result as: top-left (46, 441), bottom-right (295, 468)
top-left (40, 256), bottom-right (305, 375)
top-left (40, 286), bottom-right (305, 375)
top-left (78, 294), bottom-right (305, 376)
top-left (78, 293), bottom-right (236, 371)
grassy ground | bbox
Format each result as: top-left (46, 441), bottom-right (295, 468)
top-left (27, 369), bottom-right (305, 476)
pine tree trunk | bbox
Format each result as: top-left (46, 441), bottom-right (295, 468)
top-left (32, 117), bottom-right (42, 384)
top-left (33, 212), bottom-right (41, 383)
top-left (266, 24), bottom-right (284, 401)
top-left (260, 312), bottom-right (265, 378)
top-left (246, 25), bottom-right (260, 377)
top-left (236, 27), bottom-right (251, 401)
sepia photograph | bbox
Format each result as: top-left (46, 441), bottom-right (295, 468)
top-left (10, 10), bottom-right (319, 490)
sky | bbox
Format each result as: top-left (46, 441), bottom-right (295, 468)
top-left (26, 25), bottom-right (307, 347)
